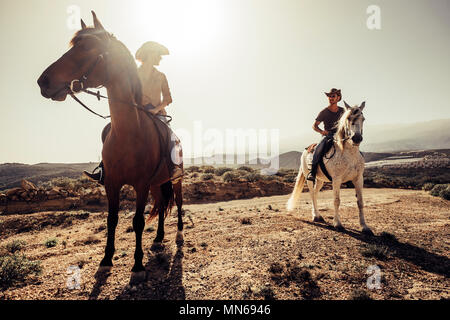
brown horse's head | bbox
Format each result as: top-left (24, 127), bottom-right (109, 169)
top-left (37, 11), bottom-right (113, 101)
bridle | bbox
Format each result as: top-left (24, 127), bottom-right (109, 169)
top-left (68, 52), bottom-right (112, 119)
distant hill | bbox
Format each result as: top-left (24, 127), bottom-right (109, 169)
top-left (279, 119), bottom-right (450, 153)
top-left (2, 149), bottom-right (449, 190)
top-left (0, 162), bottom-right (97, 190)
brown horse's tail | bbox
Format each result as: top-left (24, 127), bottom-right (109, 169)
top-left (147, 181), bottom-right (175, 222)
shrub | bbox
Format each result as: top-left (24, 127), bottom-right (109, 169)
top-left (439, 185), bottom-right (450, 200)
top-left (422, 183), bottom-right (435, 191)
top-left (44, 238), bottom-right (58, 248)
top-left (202, 173), bottom-right (214, 181)
top-left (283, 174), bottom-right (297, 183)
top-left (214, 167), bottom-right (233, 176)
top-left (0, 254), bottom-right (42, 288)
top-left (5, 240), bottom-right (26, 254)
top-left (237, 166), bottom-right (254, 173)
top-left (223, 171), bottom-right (238, 183)
top-left (360, 244), bottom-right (390, 260)
top-left (202, 166), bottom-right (215, 174)
top-left (245, 172), bottom-right (262, 182)
top-left (186, 166), bottom-right (200, 173)
top-left (430, 184), bottom-right (449, 197)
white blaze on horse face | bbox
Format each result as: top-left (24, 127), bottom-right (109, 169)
top-left (348, 108), bottom-right (365, 143)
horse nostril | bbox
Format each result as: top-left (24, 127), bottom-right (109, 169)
top-left (352, 134), bottom-right (363, 143)
top-left (38, 74), bottom-right (50, 89)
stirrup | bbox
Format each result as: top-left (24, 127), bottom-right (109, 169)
top-left (306, 172), bottom-right (316, 182)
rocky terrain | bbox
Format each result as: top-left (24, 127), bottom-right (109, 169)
top-left (0, 188), bottom-right (448, 300)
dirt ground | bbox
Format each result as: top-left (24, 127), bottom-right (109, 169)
top-left (0, 188), bottom-right (449, 300)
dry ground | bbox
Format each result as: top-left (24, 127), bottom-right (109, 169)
top-left (0, 188), bottom-right (449, 300)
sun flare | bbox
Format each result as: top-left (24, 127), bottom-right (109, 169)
top-left (129, 0), bottom-right (224, 57)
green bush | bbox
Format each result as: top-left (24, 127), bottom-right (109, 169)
top-left (439, 185), bottom-right (450, 200)
top-left (5, 240), bottom-right (26, 254)
top-left (237, 166), bottom-right (254, 173)
top-left (422, 183), bottom-right (435, 191)
top-left (214, 167), bottom-right (233, 176)
top-left (223, 171), bottom-right (238, 183)
top-left (245, 172), bottom-right (262, 182)
top-left (201, 173), bottom-right (214, 181)
top-left (44, 238), bottom-right (58, 248)
top-left (0, 254), bottom-right (42, 288)
top-left (202, 166), bottom-right (215, 174)
top-left (186, 166), bottom-right (200, 173)
top-left (429, 184), bottom-right (449, 197)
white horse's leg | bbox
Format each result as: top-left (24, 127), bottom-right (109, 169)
top-left (308, 179), bottom-right (324, 222)
top-left (332, 180), bottom-right (344, 230)
top-left (354, 175), bottom-right (373, 235)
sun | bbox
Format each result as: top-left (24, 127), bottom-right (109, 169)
top-left (128, 0), bottom-right (225, 58)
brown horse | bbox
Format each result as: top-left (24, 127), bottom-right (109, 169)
top-left (37, 11), bottom-right (184, 283)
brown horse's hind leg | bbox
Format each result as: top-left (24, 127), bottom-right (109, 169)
top-left (173, 180), bottom-right (184, 245)
top-left (99, 184), bottom-right (120, 270)
top-left (153, 182), bottom-right (174, 243)
top-left (130, 187), bottom-right (149, 284)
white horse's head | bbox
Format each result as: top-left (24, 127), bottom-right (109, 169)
top-left (335, 101), bottom-right (366, 148)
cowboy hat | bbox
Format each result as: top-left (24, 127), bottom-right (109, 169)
top-left (135, 41), bottom-right (169, 61)
top-left (325, 88), bottom-right (342, 101)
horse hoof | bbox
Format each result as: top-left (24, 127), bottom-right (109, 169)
top-left (313, 216), bottom-right (325, 223)
top-left (97, 265), bottom-right (112, 273)
top-left (362, 228), bottom-right (374, 236)
top-left (176, 231), bottom-right (184, 246)
top-left (150, 242), bottom-right (164, 252)
top-left (130, 271), bottom-right (146, 285)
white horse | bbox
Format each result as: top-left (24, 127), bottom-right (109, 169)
top-left (287, 101), bottom-right (373, 235)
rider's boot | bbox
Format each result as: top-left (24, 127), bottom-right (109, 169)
top-left (83, 161), bottom-right (105, 185)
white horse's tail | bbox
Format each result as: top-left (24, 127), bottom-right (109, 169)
top-left (286, 170), bottom-right (306, 211)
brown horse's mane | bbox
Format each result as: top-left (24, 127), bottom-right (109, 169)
top-left (69, 27), bottom-right (142, 106)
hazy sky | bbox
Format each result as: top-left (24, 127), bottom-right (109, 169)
top-left (1, 0), bottom-right (449, 164)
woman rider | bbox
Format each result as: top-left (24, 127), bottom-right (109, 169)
top-left (83, 41), bottom-right (173, 183)
top-left (307, 88), bottom-right (344, 182)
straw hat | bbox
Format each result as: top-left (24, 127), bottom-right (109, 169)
top-left (135, 41), bottom-right (169, 62)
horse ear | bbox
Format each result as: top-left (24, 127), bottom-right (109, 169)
top-left (91, 10), bottom-right (105, 30)
top-left (343, 101), bottom-right (351, 110)
top-left (80, 18), bottom-right (87, 30)
top-left (360, 101), bottom-right (366, 111)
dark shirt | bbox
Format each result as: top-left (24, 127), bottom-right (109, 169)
top-left (315, 106), bottom-right (344, 133)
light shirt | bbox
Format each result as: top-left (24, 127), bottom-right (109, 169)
top-left (137, 66), bottom-right (172, 116)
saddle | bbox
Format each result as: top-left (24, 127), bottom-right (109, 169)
top-left (101, 116), bottom-right (184, 186)
top-left (305, 137), bottom-right (335, 181)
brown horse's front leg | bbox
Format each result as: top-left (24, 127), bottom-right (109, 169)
top-left (99, 184), bottom-right (120, 270)
top-left (130, 188), bottom-right (149, 284)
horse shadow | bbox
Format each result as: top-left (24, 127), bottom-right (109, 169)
top-left (115, 243), bottom-right (185, 300)
top-left (88, 268), bottom-right (112, 300)
top-left (302, 219), bottom-right (450, 278)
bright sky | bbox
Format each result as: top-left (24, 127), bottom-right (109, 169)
top-left (1, 0), bottom-right (449, 164)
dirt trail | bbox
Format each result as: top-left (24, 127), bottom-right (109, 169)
top-left (0, 188), bottom-right (448, 300)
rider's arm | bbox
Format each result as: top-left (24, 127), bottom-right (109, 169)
top-left (150, 74), bottom-right (172, 114)
top-left (313, 120), bottom-right (328, 136)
